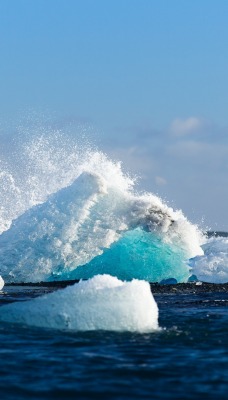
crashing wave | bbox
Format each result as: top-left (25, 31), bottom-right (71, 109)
top-left (0, 165), bottom-right (203, 283)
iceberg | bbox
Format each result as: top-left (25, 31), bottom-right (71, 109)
top-left (0, 275), bottom-right (159, 332)
top-left (0, 276), bottom-right (4, 290)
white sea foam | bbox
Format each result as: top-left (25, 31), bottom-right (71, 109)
top-left (0, 275), bottom-right (159, 332)
top-left (190, 236), bottom-right (228, 283)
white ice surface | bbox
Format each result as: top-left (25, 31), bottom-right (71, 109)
top-left (191, 236), bottom-right (228, 283)
top-left (0, 276), bottom-right (4, 290)
top-left (0, 274), bottom-right (159, 332)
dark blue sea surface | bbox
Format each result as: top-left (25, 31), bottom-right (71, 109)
top-left (0, 286), bottom-right (228, 399)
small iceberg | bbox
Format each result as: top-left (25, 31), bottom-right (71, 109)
top-left (190, 236), bottom-right (228, 283)
top-left (0, 276), bottom-right (4, 290)
top-left (0, 275), bottom-right (159, 332)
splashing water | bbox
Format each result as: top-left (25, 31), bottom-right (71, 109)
top-left (0, 131), bottom-right (205, 283)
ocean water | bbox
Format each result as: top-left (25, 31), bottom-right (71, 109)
top-left (0, 284), bottom-right (228, 399)
top-left (0, 133), bottom-right (228, 398)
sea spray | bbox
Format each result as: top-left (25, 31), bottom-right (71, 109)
top-left (0, 133), bottom-right (204, 283)
top-left (0, 133), bottom-right (133, 234)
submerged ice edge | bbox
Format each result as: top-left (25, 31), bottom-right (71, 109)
top-left (0, 275), bottom-right (159, 332)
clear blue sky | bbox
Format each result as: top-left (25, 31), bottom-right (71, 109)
top-left (0, 0), bottom-right (228, 230)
